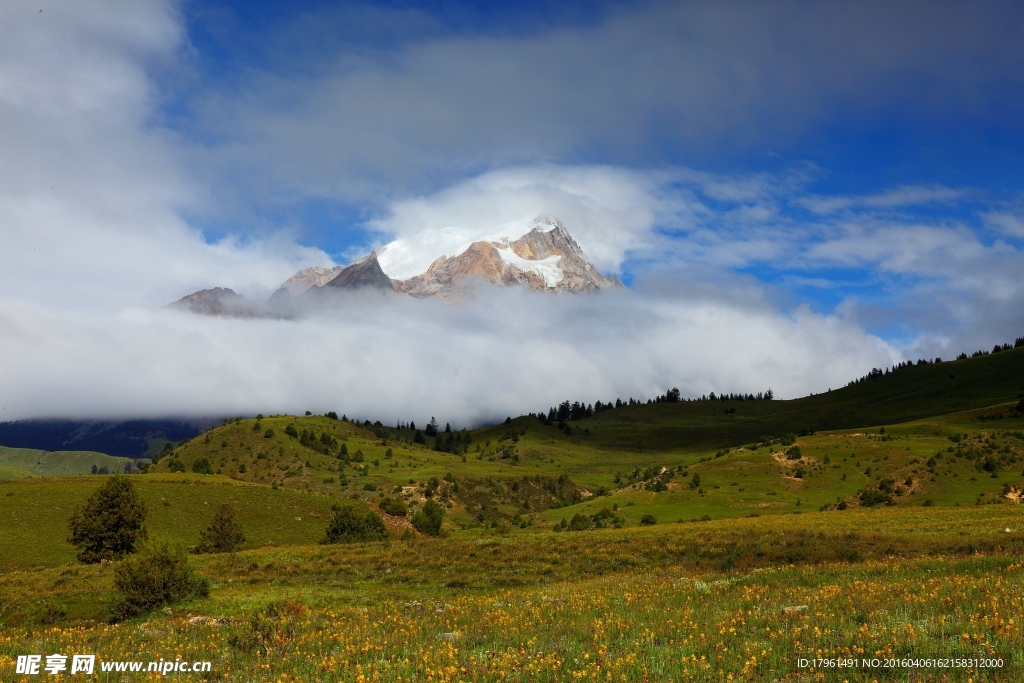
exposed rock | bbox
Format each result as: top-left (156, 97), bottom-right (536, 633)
top-left (264, 267), bottom-right (346, 311)
top-left (397, 241), bottom-right (527, 297)
top-left (263, 254), bottom-right (396, 314)
top-left (167, 219), bottom-right (621, 315)
top-left (280, 266), bottom-right (346, 295)
top-left (397, 219), bottom-right (620, 297)
top-left (321, 252), bottom-right (396, 292)
top-left (168, 288), bottom-right (256, 317)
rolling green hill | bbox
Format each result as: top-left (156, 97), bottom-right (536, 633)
top-left (1, 343), bottom-right (1021, 572)
top-left (0, 446), bottom-right (140, 478)
top-left (130, 346), bottom-right (1024, 536)
top-left (544, 344), bottom-right (1024, 455)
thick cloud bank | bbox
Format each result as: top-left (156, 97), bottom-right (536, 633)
top-left (0, 285), bottom-right (894, 424)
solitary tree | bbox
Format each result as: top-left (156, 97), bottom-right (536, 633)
top-left (195, 504), bottom-right (246, 553)
top-left (68, 476), bottom-right (148, 563)
top-left (411, 499), bottom-right (445, 536)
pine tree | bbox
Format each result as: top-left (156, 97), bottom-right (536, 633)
top-left (411, 500), bottom-right (444, 536)
top-left (195, 504), bottom-right (246, 553)
top-left (68, 476), bottom-right (147, 563)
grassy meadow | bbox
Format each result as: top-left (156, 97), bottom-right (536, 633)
top-left (1, 347), bottom-right (1024, 680)
top-left (0, 447), bottom-right (137, 479)
top-left (1, 505), bottom-right (1022, 681)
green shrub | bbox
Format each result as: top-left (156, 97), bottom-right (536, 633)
top-left (228, 601), bottom-right (303, 655)
top-left (321, 504), bottom-right (388, 544)
top-left (568, 513), bottom-right (590, 531)
top-left (411, 499), bottom-right (444, 536)
top-left (379, 496), bottom-right (408, 517)
top-left (108, 538), bottom-right (209, 622)
top-left (167, 458), bottom-right (185, 473)
top-left (68, 476), bottom-right (148, 564)
top-left (264, 428), bottom-right (275, 439)
top-left (639, 514), bottom-right (657, 525)
top-left (195, 504), bottom-right (246, 554)
top-left (786, 446), bottom-right (802, 460)
top-left (191, 457), bottom-right (213, 475)
top-left (860, 489), bottom-right (893, 507)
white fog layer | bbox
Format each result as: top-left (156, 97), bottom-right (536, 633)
top-left (0, 287), bottom-right (895, 423)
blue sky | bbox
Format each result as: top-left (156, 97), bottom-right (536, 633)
top-left (1, 0), bottom-right (1023, 419)
top-left (164, 0), bottom-right (1024, 346)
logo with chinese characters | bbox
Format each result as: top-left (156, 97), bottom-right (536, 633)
top-left (16, 655), bottom-right (95, 675)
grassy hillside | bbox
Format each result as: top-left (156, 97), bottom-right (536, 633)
top-left (0, 446), bottom-right (139, 478)
top-left (8, 404), bottom-right (1020, 572)
top-left (0, 462), bottom-right (32, 480)
top-left (0, 474), bottom-right (363, 570)
top-left (546, 344), bottom-right (1024, 455)
top-left (145, 401), bottom-right (1024, 534)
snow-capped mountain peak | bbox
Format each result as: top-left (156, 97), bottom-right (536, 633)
top-left (168, 218), bottom-right (620, 316)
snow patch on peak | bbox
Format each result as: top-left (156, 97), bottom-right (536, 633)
top-left (496, 247), bottom-right (563, 288)
top-left (376, 217), bottom-right (550, 280)
top-left (532, 215), bottom-right (564, 231)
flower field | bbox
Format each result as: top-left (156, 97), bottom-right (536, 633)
top-left (2, 504), bottom-right (1023, 681)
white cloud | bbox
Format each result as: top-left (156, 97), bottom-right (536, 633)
top-left (370, 165), bottom-right (675, 277)
top-left (186, 1), bottom-right (1024, 207)
top-left (0, 285), bottom-right (896, 423)
top-left (798, 186), bottom-right (969, 214)
top-left (0, 0), bottom-right (331, 311)
top-left (984, 211), bottom-right (1024, 239)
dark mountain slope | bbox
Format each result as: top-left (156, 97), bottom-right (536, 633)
top-left (0, 419), bottom-right (202, 458)
top-left (568, 346), bottom-right (1024, 452)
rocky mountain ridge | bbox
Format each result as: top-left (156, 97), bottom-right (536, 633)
top-left (170, 219), bottom-right (621, 317)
